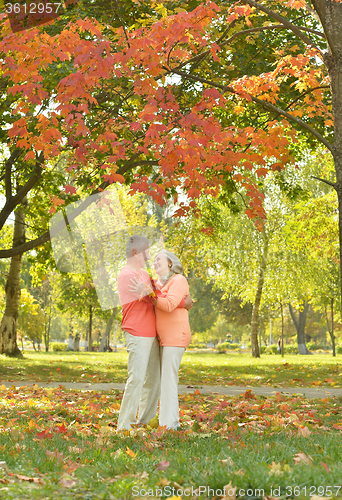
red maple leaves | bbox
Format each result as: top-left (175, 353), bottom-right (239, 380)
top-left (1, 0), bottom-right (334, 221)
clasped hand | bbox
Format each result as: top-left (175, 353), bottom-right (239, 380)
top-left (128, 277), bottom-right (148, 296)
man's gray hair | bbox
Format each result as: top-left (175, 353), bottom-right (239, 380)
top-left (126, 234), bottom-right (150, 258)
top-left (162, 249), bottom-right (183, 274)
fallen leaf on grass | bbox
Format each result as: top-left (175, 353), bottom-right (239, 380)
top-left (173, 481), bottom-right (183, 489)
top-left (28, 419), bottom-right (37, 429)
top-left (60, 474), bottom-right (77, 488)
top-left (156, 460), bottom-right (170, 471)
top-left (242, 389), bottom-right (256, 400)
top-left (320, 461), bottom-right (330, 473)
top-left (148, 416), bottom-right (159, 429)
top-left (222, 481), bottom-right (237, 500)
top-left (310, 496), bottom-right (332, 500)
top-left (46, 449), bottom-right (64, 463)
top-left (268, 462), bottom-right (283, 476)
top-left (293, 452), bottom-right (313, 465)
top-left (111, 449), bottom-right (123, 459)
top-left (63, 460), bottom-right (80, 474)
top-left (0, 462), bottom-right (9, 474)
top-left (99, 426), bottom-right (113, 435)
top-left (158, 478), bottom-right (171, 487)
top-left (36, 430), bottom-right (53, 440)
top-left (68, 446), bottom-right (83, 454)
top-left (298, 426), bottom-right (311, 437)
top-left (15, 474), bottom-right (45, 485)
top-left (125, 447), bottom-right (135, 458)
top-left (192, 420), bottom-right (200, 432)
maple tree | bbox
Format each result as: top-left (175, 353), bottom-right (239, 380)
top-left (1, 0), bottom-right (342, 357)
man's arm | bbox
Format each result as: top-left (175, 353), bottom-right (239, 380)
top-left (177, 294), bottom-right (193, 310)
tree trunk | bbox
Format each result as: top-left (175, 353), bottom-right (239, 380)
top-left (0, 202), bottom-right (26, 357)
top-left (99, 308), bottom-right (117, 352)
top-left (316, 0), bottom-right (342, 316)
top-left (112, 322), bottom-right (118, 352)
top-left (88, 304), bottom-right (93, 352)
top-left (251, 243), bottom-right (268, 358)
top-left (44, 297), bottom-right (52, 352)
top-left (335, 174), bottom-right (342, 316)
top-left (281, 303), bottom-right (284, 358)
top-left (288, 302), bottom-right (311, 354)
top-left (325, 298), bottom-right (336, 357)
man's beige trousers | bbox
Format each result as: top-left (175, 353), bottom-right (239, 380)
top-left (117, 331), bottom-right (160, 430)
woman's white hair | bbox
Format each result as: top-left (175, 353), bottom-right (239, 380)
top-left (161, 249), bottom-right (183, 274)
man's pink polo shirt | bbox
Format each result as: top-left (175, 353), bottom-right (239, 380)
top-left (117, 267), bottom-right (156, 337)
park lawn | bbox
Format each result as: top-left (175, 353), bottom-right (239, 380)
top-left (0, 386), bottom-right (342, 499)
top-left (1, 351), bottom-right (342, 388)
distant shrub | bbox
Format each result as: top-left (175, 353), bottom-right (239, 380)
top-left (336, 345), bottom-right (342, 354)
top-left (189, 341), bottom-right (207, 349)
top-left (284, 345), bottom-right (298, 354)
top-left (216, 342), bottom-right (227, 353)
top-left (307, 342), bottom-right (328, 351)
top-left (266, 345), bottom-right (278, 355)
top-left (260, 346), bottom-right (267, 354)
top-left (227, 343), bottom-right (240, 350)
top-left (52, 342), bottom-right (68, 352)
top-left (216, 342), bottom-right (241, 353)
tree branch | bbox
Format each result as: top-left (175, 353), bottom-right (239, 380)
top-left (175, 24), bottom-right (325, 74)
top-left (4, 149), bottom-right (21, 202)
top-left (288, 303), bottom-right (299, 331)
top-left (240, 0), bottom-right (323, 54)
top-left (13, 155), bottom-right (44, 207)
top-left (167, 67), bottom-right (333, 152)
top-left (311, 175), bottom-right (335, 188)
top-left (114, 0), bottom-right (130, 48)
top-left (251, 95), bottom-right (333, 151)
top-left (0, 154), bottom-right (44, 233)
top-left (0, 156), bottom-right (161, 259)
top-left (284, 85), bottom-right (330, 110)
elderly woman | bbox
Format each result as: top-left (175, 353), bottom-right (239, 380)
top-left (153, 250), bottom-right (191, 430)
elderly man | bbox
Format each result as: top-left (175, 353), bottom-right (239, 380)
top-left (117, 234), bottom-right (192, 430)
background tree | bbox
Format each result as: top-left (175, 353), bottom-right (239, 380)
top-left (2, 0), bottom-right (342, 356)
top-left (17, 289), bottom-right (44, 350)
top-left (284, 189), bottom-right (340, 355)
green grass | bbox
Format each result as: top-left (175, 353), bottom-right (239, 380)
top-left (1, 351), bottom-right (342, 388)
top-left (0, 386), bottom-right (342, 499)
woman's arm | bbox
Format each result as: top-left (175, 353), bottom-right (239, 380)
top-left (155, 276), bottom-right (189, 313)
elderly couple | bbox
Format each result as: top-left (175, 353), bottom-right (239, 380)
top-left (116, 234), bottom-right (193, 430)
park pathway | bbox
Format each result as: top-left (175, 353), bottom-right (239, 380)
top-left (1, 381), bottom-right (341, 399)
